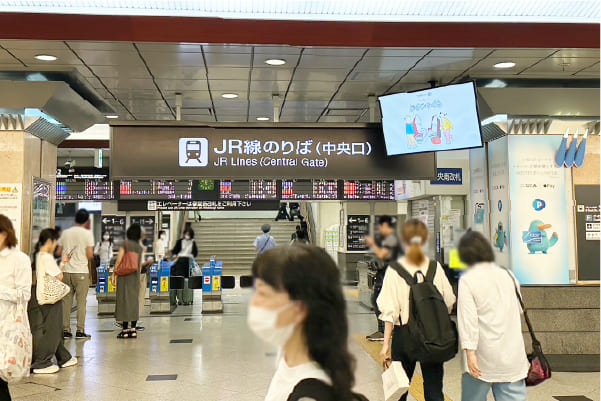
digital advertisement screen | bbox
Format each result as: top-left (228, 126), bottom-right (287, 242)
top-left (379, 82), bottom-right (483, 155)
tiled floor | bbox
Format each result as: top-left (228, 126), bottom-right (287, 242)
top-left (7, 288), bottom-right (600, 401)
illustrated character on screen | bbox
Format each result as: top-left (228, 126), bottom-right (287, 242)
top-left (525, 220), bottom-right (558, 254)
top-left (493, 221), bottom-right (508, 252)
top-left (405, 115), bottom-right (417, 147)
top-left (428, 114), bottom-right (442, 145)
top-left (441, 113), bottom-right (453, 144)
top-left (411, 116), bottom-right (425, 143)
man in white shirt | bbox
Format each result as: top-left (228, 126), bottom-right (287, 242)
top-left (456, 230), bottom-right (528, 401)
top-left (254, 224), bottom-right (277, 255)
top-left (57, 209), bottom-right (95, 339)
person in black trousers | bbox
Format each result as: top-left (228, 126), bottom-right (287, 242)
top-left (170, 228), bottom-right (198, 306)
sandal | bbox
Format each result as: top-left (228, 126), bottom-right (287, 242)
top-left (117, 330), bottom-right (130, 339)
top-left (129, 329), bottom-right (137, 339)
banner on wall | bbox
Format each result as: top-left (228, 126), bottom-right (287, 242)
top-left (469, 147), bottom-right (489, 238)
top-left (0, 184), bottom-right (22, 247)
top-left (508, 136), bottom-right (569, 285)
top-left (487, 137), bottom-right (511, 269)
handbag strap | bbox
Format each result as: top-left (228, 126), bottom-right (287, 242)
top-left (504, 268), bottom-right (539, 344)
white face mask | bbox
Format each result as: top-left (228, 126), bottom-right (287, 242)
top-left (247, 303), bottom-right (297, 347)
top-left (184, 234), bottom-right (191, 240)
top-left (160, 234), bottom-right (166, 240)
top-left (103, 235), bottom-right (110, 241)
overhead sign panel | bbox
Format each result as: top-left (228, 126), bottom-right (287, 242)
top-left (110, 124), bottom-right (436, 180)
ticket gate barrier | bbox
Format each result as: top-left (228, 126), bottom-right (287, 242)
top-left (200, 259), bottom-right (223, 313)
top-left (96, 264), bottom-right (116, 315)
top-left (149, 260), bottom-right (172, 314)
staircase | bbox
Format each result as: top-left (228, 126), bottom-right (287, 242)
top-left (191, 218), bottom-right (298, 272)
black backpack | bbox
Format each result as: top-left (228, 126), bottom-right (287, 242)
top-left (390, 260), bottom-right (458, 364)
top-left (287, 379), bottom-right (370, 401)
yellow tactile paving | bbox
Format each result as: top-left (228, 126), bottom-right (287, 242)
top-left (353, 333), bottom-right (453, 401)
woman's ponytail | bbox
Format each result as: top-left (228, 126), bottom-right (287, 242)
top-left (401, 219), bottom-right (429, 266)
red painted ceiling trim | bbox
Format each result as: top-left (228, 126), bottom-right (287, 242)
top-left (59, 140), bottom-right (109, 149)
top-left (0, 13), bottom-right (599, 48)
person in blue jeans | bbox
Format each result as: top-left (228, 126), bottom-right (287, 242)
top-left (457, 230), bottom-right (528, 401)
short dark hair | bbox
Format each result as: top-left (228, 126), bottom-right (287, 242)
top-left (0, 214), bottom-right (18, 248)
top-left (126, 224), bottom-right (142, 241)
top-left (183, 228), bottom-right (195, 239)
top-left (158, 230), bottom-right (166, 237)
top-left (75, 209), bottom-right (89, 224)
top-left (458, 230), bottom-right (495, 266)
top-left (378, 215), bottom-right (394, 227)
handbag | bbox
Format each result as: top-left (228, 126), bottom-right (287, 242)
top-left (506, 270), bottom-right (552, 386)
top-left (114, 241), bottom-right (139, 276)
top-left (0, 292), bottom-right (32, 382)
top-left (37, 273), bottom-right (70, 305)
top-left (382, 360), bottom-right (410, 401)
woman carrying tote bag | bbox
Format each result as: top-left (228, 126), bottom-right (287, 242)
top-left (30, 228), bottom-right (77, 375)
top-left (111, 224), bottom-right (143, 339)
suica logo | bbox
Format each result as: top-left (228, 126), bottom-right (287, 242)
top-left (179, 138), bottom-right (208, 167)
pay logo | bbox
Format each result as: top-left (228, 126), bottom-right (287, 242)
top-left (533, 199), bottom-right (546, 211)
top-left (179, 138), bottom-right (208, 167)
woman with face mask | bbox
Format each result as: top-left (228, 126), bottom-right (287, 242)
top-left (249, 245), bottom-right (361, 401)
top-left (170, 228), bottom-right (198, 306)
top-left (94, 231), bottom-right (113, 267)
top-left (154, 230), bottom-right (168, 261)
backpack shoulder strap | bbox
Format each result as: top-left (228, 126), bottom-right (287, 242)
top-left (389, 262), bottom-right (415, 286)
top-left (287, 378), bottom-right (335, 401)
top-left (425, 259), bottom-right (437, 282)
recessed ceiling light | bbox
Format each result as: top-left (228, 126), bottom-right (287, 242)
top-left (494, 61), bottom-right (516, 69)
top-left (265, 59), bottom-right (286, 66)
top-left (34, 54), bottom-right (57, 61)
top-left (105, 115), bottom-right (119, 119)
top-left (256, 117), bottom-right (270, 121)
top-left (221, 93), bottom-right (239, 99)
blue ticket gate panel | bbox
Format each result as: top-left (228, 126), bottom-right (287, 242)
top-left (150, 260), bottom-right (172, 314)
top-left (202, 260), bottom-right (223, 313)
top-left (96, 264), bottom-right (116, 315)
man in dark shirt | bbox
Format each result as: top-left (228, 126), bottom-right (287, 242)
top-left (364, 215), bottom-right (402, 341)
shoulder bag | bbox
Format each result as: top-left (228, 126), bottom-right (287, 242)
top-left (37, 257), bottom-right (70, 306)
top-left (114, 241), bottom-right (140, 276)
top-left (0, 291), bottom-right (32, 382)
top-left (506, 269), bottom-right (552, 386)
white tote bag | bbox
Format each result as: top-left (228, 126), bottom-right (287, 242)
top-left (382, 361), bottom-right (410, 401)
top-left (0, 294), bottom-right (32, 382)
top-left (36, 259), bottom-right (70, 305)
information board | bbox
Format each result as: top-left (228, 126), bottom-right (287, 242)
top-left (30, 178), bottom-right (52, 256)
top-left (130, 216), bottom-right (156, 254)
top-left (281, 179), bottom-right (338, 200)
top-left (101, 215), bottom-right (126, 250)
top-left (343, 180), bottom-right (395, 200)
top-left (575, 185), bottom-right (600, 281)
top-left (118, 199), bottom-right (280, 211)
top-left (219, 180), bottom-right (278, 200)
top-left (347, 215), bottom-right (370, 251)
top-left (56, 167), bottom-right (114, 201)
top-left (119, 180), bottom-right (193, 200)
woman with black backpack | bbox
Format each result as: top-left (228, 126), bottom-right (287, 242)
top-left (248, 244), bottom-right (367, 401)
top-left (377, 219), bottom-right (456, 401)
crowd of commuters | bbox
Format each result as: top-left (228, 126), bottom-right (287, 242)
top-left (0, 208), bottom-right (531, 401)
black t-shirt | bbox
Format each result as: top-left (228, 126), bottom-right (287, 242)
top-left (381, 233), bottom-right (402, 264)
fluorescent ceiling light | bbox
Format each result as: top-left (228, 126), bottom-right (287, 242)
top-left (494, 61), bottom-right (516, 69)
top-left (105, 115), bottom-right (119, 119)
top-left (265, 59), bottom-right (286, 66)
top-left (34, 54), bottom-right (57, 61)
top-left (256, 117), bottom-right (270, 121)
top-left (221, 93), bottom-right (239, 99)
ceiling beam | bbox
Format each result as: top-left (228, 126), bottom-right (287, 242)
top-left (0, 13), bottom-right (598, 48)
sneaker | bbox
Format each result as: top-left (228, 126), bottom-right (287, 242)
top-left (75, 331), bottom-right (91, 340)
top-left (60, 357), bottom-right (78, 368)
top-left (114, 322), bottom-right (123, 329)
top-left (135, 326), bottom-right (145, 331)
top-left (33, 365), bottom-right (59, 374)
top-left (366, 331), bottom-right (384, 342)
top-left (63, 330), bottom-right (72, 338)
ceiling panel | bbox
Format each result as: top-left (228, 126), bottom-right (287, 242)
top-left (349, 71), bottom-right (404, 82)
top-left (286, 91), bottom-right (334, 101)
top-left (468, 57), bottom-right (544, 73)
top-left (428, 48), bottom-right (494, 58)
top-left (150, 66), bottom-right (206, 79)
top-left (338, 81), bottom-right (393, 94)
top-left (303, 47), bottom-right (366, 57)
top-left (66, 41), bottom-right (133, 51)
top-left (0, 40), bottom-right (67, 50)
top-left (491, 48), bottom-right (557, 58)
top-left (0, 51), bottom-right (21, 64)
top-left (251, 67), bottom-right (294, 81)
top-left (250, 80), bottom-right (289, 92)
top-left (182, 114), bottom-right (215, 122)
top-left (318, 115), bottom-right (360, 123)
top-left (89, 64), bottom-right (150, 78)
top-left (141, 51), bottom-right (204, 67)
top-left (134, 114), bottom-right (174, 121)
top-left (293, 68), bottom-right (348, 81)
top-left (289, 80), bottom-right (341, 92)
top-left (366, 48), bottom-right (430, 57)
top-left (209, 79), bottom-right (250, 92)
top-left (166, 98), bottom-right (212, 108)
top-left (203, 44), bottom-right (253, 54)
top-left (414, 56), bottom-right (480, 71)
top-left (283, 100), bottom-right (329, 109)
top-left (249, 100), bottom-right (274, 115)
top-left (297, 55), bottom-right (361, 69)
top-left (208, 67), bottom-right (250, 80)
top-left (356, 56), bottom-right (422, 71)
top-left (135, 43), bottom-right (202, 52)
top-left (212, 99), bottom-right (249, 110)
top-left (249, 91), bottom-right (279, 100)
top-left (203, 53), bottom-right (251, 67)
top-left (101, 78), bottom-right (156, 90)
top-left (9, 49), bottom-right (83, 65)
top-left (163, 90), bottom-right (212, 100)
top-left (155, 79), bottom-right (209, 91)
top-left (329, 100), bottom-right (369, 109)
top-left (76, 49), bottom-right (142, 66)
top-left (554, 48), bottom-right (600, 58)
top-left (524, 57), bottom-right (600, 73)
top-left (395, 70), bottom-right (464, 84)
top-left (254, 45), bottom-right (303, 55)
top-left (111, 88), bottom-right (162, 99)
top-left (255, 52), bottom-right (303, 65)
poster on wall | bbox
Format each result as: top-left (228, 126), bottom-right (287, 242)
top-left (30, 178), bottom-right (52, 257)
top-left (0, 184), bottom-right (22, 248)
top-left (508, 136), bottom-right (569, 285)
top-left (487, 137), bottom-right (511, 269)
top-left (346, 215), bottom-right (370, 251)
top-left (469, 147), bottom-right (490, 238)
top-left (574, 185), bottom-right (600, 281)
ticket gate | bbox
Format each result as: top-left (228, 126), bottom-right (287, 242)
top-left (149, 260), bottom-right (172, 314)
top-left (96, 264), bottom-right (117, 315)
top-left (199, 258), bottom-right (223, 313)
